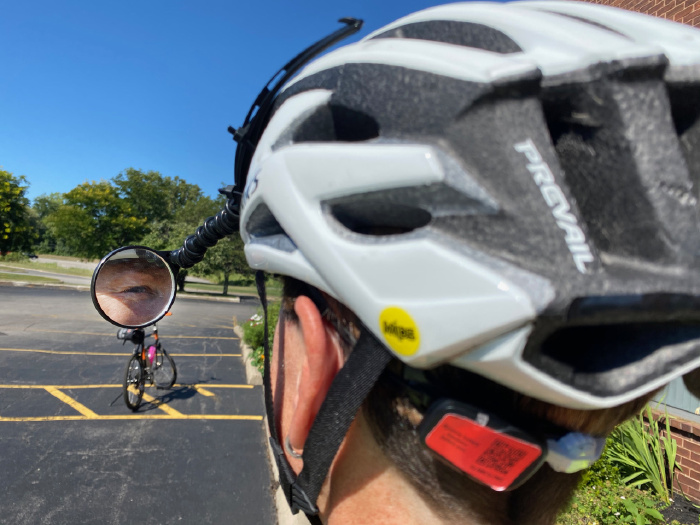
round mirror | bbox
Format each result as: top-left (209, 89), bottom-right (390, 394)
top-left (91, 246), bottom-right (176, 327)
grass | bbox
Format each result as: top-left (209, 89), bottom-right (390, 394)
top-left (36, 254), bottom-right (98, 263)
top-left (0, 266), bottom-right (27, 273)
top-left (181, 282), bottom-right (231, 293)
top-left (181, 276), bottom-right (281, 298)
top-left (0, 261), bottom-right (94, 277)
top-left (0, 272), bottom-right (62, 283)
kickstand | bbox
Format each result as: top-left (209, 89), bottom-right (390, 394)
top-left (109, 391), bottom-right (122, 406)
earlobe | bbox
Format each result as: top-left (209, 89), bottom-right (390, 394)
top-left (286, 296), bottom-right (344, 459)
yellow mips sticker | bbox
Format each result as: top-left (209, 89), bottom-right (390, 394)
top-left (379, 307), bottom-right (420, 356)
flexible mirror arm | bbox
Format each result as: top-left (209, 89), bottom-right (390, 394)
top-left (168, 188), bottom-right (241, 269)
top-left (168, 18), bottom-right (362, 270)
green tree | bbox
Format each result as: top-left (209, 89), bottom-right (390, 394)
top-left (33, 192), bottom-right (63, 219)
top-left (182, 194), bottom-right (251, 294)
top-left (0, 169), bottom-right (36, 254)
top-left (138, 195), bottom-right (220, 251)
top-left (32, 192), bottom-right (64, 253)
top-left (138, 193), bottom-right (251, 293)
top-left (113, 168), bottom-right (202, 223)
top-left (45, 181), bottom-right (147, 259)
top-left (192, 234), bottom-right (251, 295)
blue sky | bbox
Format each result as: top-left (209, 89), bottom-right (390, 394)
top-left (0, 0), bottom-right (505, 203)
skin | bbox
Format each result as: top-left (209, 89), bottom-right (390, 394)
top-left (95, 258), bottom-right (173, 326)
top-left (272, 296), bottom-right (453, 525)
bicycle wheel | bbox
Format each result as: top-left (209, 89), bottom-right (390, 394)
top-left (123, 355), bottom-right (144, 410)
top-left (153, 345), bottom-right (177, 389)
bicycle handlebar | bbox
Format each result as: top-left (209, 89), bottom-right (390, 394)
top-left (116, 326), bottom-right (158, 343)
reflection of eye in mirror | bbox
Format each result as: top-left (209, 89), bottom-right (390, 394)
top-left (91, 247), bottom-right (176, 327)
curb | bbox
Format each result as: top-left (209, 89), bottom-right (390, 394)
top-left (177, 292), bottom-right (242, 303)
top-left (233, 324), bottom-right (263, 386)
top-left (0, 280), bottom-right (246, 303)
top-left (234, 322), bottom-right (311, 525)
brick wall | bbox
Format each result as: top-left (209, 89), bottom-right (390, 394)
top-left (580, 0), bottom-right (700, 27)
top-left (656, 413), bottom-right (700, 502)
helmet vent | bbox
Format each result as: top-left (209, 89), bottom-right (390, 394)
top-left (667, 82), bottom-right (700, 192)
top-left (326, 200), bottom-right (431, 236)
top-left (292, 105), bottom-right (379, 143)
top-left (371, 21), bottom-right (522, 54)
top-left (330, 202), bottom-right (432, 236)
top-left (530, 323), bottom-right (700, 396)
top-left (245, 203), bottom-right (286, 238)
top-left (668, 83), bottom-right (700, 138)
top-left (324, 182), bottom-right (495, 237)
top-left (539, 70), bottom-right (678, 261)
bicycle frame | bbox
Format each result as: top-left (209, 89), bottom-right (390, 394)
top-left (120, 324), bottom-right (177, 411)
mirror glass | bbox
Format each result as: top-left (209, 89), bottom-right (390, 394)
top-left (91, 246), bottom-right (176, 327)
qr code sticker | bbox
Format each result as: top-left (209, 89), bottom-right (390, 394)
top-left (475, 438), bottom-right (527, 474)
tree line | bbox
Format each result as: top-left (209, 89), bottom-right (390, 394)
top-left (0, 167), bottom-right (250, 293)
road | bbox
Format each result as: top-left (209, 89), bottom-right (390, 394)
top-left (0, 286), bottom-right (276, 525)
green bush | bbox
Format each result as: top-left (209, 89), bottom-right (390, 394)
top-left (607, 405), bottom-right (680, 506)
top-left (242, 302), bottom-right (280, 375)
top-left (558, 403), bottom-right (685, 525)
top-left (0, 252), bottom-right (29, 262)
top-left (557, 443), bottom-right (665, 525)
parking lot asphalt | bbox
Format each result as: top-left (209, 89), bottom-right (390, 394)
top-left (0, 285), bottom-right (276, 524)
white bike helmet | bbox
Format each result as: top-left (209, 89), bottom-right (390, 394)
top-left (223, 1), bottom-right (700, 517)
top-left (239, 1), bottom-right (700, 409)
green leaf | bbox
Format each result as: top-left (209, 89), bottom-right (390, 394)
top-left (644, 508), bottom-right (663, 520)
top-left (622, 498), bottom-right (639, 514)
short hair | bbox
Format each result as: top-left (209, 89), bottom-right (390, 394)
top-left (280, 276), bottom-right (655, 524)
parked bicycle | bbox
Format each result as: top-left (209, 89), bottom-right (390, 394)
top-left (117, 324), bottom-right (177, 411)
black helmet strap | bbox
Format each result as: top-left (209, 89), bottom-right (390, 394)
top-left (256, 271), bottom-right (392, 521)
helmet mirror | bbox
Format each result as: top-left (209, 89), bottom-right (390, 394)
top-left (91, 246), bottom-right (176, 328)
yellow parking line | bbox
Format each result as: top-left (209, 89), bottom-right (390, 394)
top-left (175, 353), bottom-right (242, 357)
top-left (198, 384), bottom-right (254, 389)
top-left (0, 415), bottom-right (263, 422)
top-left (0, 383), bottom-right (261, 422)
top-left (174, 335), bottom-right (239, 340)
top-left (0, 348), bottom-right (241, 357)
top-left (44, 387), bottom-right (99, 418)
top-left (0, 384), bottom-right (120, 389)
top-left (0, 383), bottom-right (254, 389)
top-left (141, 392), bottom-right (184, 416)
top-left (194, 387), bottom-right (216, 397)
top-left (0, 348), bottom-right (132, 356)
top-left (27, 330), bottom-right (118, 337)
top-left (25, 329), bottom-right (239, 340)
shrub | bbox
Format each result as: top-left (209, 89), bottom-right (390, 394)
top-left (242, 301), bottom-right (280, 375)
top-left (0, 252), bottom-right (29, 262)
top-left (606, 405), bottom-right (680, 505)
top-left (557, 443), bottom-right (665, 525)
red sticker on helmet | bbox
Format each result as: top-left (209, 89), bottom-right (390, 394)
top-left (424, 413), bottom-right (542, 491)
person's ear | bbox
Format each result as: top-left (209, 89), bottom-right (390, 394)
top-left (286, 295), bottom-right (345, 457)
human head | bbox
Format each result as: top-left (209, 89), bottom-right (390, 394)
top-left (235, 2), bottom-right (700, 523)
top-left (273, 276), bottom-right (658, 524)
